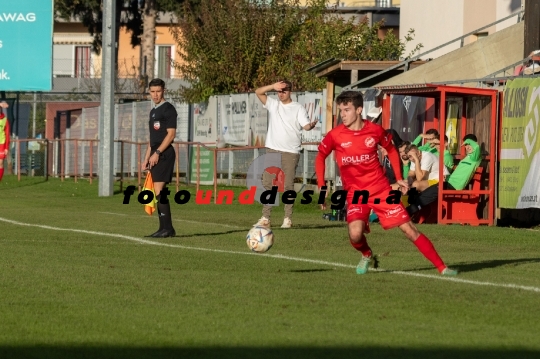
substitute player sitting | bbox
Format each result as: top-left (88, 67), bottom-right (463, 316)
top-left (315, 91), bottom-right (457, 276)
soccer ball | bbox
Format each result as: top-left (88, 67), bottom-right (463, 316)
top-left (246, 226), bottom-right (274, 253)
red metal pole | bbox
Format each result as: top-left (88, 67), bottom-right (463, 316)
top-left (437, 90), bottom-right (447, 225)
top-left (489, 93), bottom-right (497, 226)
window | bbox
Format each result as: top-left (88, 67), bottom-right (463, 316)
top-left (75, 46), bottom-right (91, 78)
top-left (156, 46), bottom-right (173, 79)
top-left (376, 0), bottom-right (392, 7)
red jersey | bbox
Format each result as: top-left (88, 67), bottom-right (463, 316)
top-left (316, 120), bottom-right (402, 194)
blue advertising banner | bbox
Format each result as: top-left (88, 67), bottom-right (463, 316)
top-left (0, 0), bottom-right (53, 91)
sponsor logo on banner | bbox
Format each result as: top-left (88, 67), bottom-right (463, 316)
top-left (0, 13), bottom-right (37, 22)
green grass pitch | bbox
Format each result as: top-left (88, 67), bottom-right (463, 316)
top-left (1, 175), bottom-right (540, 359)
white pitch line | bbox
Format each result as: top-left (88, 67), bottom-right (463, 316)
top-left (98, 212), bottom-right (127, 216)
top-left (1, 216), bottom-right (539, 294)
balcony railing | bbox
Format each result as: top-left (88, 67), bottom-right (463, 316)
top-left (52, 58), bottom-right (180, 79)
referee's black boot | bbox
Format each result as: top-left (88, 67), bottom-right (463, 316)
top-left (145, 208), bottom-right (164, 237)
top-left (154, 194), bottom-right (175, 238)
top-left (152, 228), bottom-right (176, 238)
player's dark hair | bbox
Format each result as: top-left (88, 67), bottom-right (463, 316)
top-left (443, 134), bottom-right (448, 142)
top-left (336, 90), bottom-right (363, 109)
top-left (281, 80), bottom-right (293, 91)
top-left (463, 133), bottom-right (477, 142)
top-left (148, 78), bottom-right (166, 89)
top-left (425, 128), bottom-right (439, 136)
top-left (404, 143), bottom-right (418, 154)
top-left (398, 141), bottom-right (410, 150)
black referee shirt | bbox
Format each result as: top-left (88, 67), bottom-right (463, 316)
top-left (149, 101), bottom-right (178, 148)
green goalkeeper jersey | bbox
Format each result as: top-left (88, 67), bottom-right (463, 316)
top-left (447, 139), bottom-right (481, 190)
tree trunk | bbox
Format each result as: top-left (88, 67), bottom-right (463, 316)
top-left (142, 0), bottom-right (157, 85)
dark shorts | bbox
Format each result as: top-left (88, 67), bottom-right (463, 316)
top-left (150, 145), bottom-right (175, 183)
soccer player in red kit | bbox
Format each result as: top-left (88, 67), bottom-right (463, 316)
top-left (315, 91), bottom-right (457, 276)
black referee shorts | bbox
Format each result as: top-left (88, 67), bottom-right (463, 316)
top-left (150, 145), bottom-right (175, 183)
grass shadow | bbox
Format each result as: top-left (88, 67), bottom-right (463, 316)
top-left (0, 346), bottom-right (539, 359)
top-left (401, 257), bottom-right (540, 273)
top-left (289, 268), bottom-right (334, 273)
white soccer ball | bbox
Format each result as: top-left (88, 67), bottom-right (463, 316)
top-left (246, 226), bottom-right (274, 253)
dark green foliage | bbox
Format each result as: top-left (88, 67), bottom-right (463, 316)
top-left (174, 0), bottom-right (422, 102)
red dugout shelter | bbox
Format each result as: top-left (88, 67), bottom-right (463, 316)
top-left (377, 84), bottom-right (498, 226)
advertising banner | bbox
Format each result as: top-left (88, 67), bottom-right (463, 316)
top-left (300, 91), bottom-right (325, 151)
top-left (193, 98), bottom-right (217, 144)
top-left (0, 0), bottom-right (53, 91)
top-left (499, 78), bottom-right (540, 209)
top-left (248, 93), bottom-right (268, 147)
top-left (446, 102), bottom-right (459, 154)
top-left (219, 94), bottom-right (249, 146)
top-left (190, 145), bottom-right (215, 185)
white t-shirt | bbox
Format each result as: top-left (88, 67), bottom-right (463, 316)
top-left (264, 96), bottom-right (310, 153)
top-left (410, 151), bottom-right (450, 181)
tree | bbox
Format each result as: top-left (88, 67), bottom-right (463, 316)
top-left (173, 0), bottom-right (422, 102)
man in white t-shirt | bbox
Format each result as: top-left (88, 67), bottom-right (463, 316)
top-left (253, 80), bottom-right (317, 228)
top-left (406, 144), bottom-right (449, 192)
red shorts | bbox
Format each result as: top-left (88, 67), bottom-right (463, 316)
top-left (0, 143), bottom-right (6, 160)
top-left (345, 187), bottom-right (410, 230)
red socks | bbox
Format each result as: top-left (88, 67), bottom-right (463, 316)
top-left (0, 168), bottom-right (4, 181)
top-left (350, 235), bottom-right (372, 258)
top-left (413, 233), bottom-right (446, 272)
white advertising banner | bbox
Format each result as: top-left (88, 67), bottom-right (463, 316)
top-left (248, 93), bottom-right (268, 146)
top-left (193, 98), bottom-right (217, 144)
top-left (219, 94), bottom-right (249, 146)
top-left (300, 91), bottom-right (325, 150)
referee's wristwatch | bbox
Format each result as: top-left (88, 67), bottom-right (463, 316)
top-left (155, 149), bottom-right (161, 155)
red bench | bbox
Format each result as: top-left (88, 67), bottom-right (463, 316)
top-left (413, 166), bottom-right (485, 225)
top-left (440, 166), bottom-right (485, 226)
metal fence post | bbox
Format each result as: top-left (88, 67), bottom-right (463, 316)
top-left (228, 149), bottom-right (234, 186)
top-left (44, 139), bottom-right (49, 181)
top-left (120, 140), bottom-right (124, 193)
top-left (80, 110), bottom-right (86, 176)
top-left (114, 104), bottom-right (119, 175)
top-left (131, 102), bottom-right (137, 177)
top-left (303, 148), bottom-right (308, 185)
top-left (65, 114), bottom-right (71, 178)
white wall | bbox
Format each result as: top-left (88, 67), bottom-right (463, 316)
top-left (400, 0), bottom-right (464, 59)
top-left (401, 0), bottom-right (520, 60)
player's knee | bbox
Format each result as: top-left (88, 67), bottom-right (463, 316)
top-left (348, 226), bottom-right (365, 242)
top-left (400, 222), bottom-right (419, 240)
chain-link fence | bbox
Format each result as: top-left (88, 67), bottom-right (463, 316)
top-left (7, 139), bottom-right (333, 193)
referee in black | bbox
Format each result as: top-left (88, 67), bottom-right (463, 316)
top-left (142, 78), bottom-right (177, 238)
